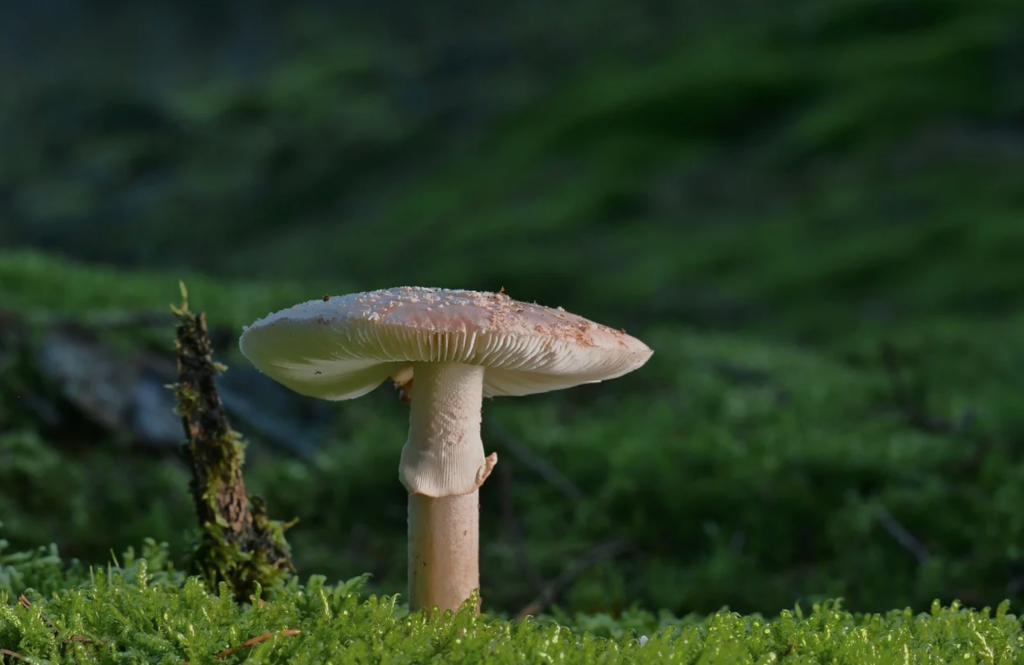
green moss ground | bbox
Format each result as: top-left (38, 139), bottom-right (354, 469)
top-left (3, 544), bottom-right (1023, 663)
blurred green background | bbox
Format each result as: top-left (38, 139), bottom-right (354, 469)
top-left (2, 0), bottom-right (1024, 619)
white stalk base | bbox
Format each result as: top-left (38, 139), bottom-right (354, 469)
top-left (408, 491), bottom-right (482, 614)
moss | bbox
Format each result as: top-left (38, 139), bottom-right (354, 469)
top-left (169, 284), bottom-right (294, 600)
top-left (1, 546), bottom-right (1022, 663)
top-left (0, 249), bottom-right (342, 342)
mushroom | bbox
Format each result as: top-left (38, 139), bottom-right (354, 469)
top-left (238, 287), bottom-right (653, 614)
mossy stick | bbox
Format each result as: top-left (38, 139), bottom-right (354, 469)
top-left (169, 282), bottom-right (294, 600)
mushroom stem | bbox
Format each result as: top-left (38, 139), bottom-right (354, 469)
top-left (400, 362), bottom-right (497, 613)
top-left (400, 362), bottom-right (492, 498)
top-left (408, 491), bottom-right (481, 614)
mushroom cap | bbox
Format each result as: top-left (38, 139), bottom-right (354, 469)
top-left (239, 287), bottom-right (653, 400)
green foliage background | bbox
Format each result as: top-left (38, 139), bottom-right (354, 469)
top-left (2, 0), bottom-right (1024, 622)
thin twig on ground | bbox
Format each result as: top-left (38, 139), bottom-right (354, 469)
top-left (874, 503), bottom-right (930, 564)
top-left (516, 539), bottom-right (632, 620)
top-left (215, 629), bottom-right (301, 659)
top-left (484, 418), bottom-right (585, 502)
top-left (879, 343), bottom-right (959, 436)
top-left (879, 342), bottom-right (996, 475)
top-left (498, 462), bottom-right (545, 595)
